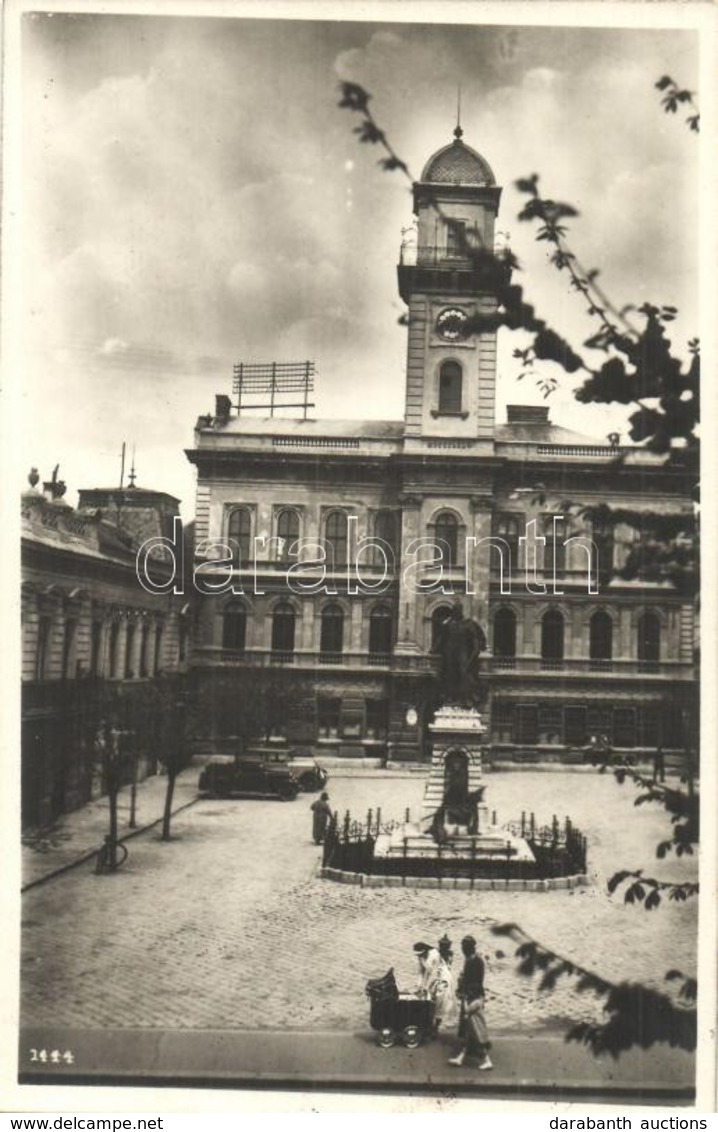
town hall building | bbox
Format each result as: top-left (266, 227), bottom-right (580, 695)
top-left (185, 129), bottom-right (697, 765)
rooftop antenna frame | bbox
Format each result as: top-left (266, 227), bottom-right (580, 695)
top-left (232, 360), bottom-right (316, 420)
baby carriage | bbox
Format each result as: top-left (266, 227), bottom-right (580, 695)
top-left (365, 968), bottom-right (435, 1049)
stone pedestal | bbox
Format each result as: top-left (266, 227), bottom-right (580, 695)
top-left (422, 705), bottom-right (487, 830)
top-left (374, 702), bottom-right (535, 868)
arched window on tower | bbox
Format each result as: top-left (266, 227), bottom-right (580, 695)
top-left (319, 603), bottom-right (344, 662)
top-left (438, 361), bottom-right (463, 414)
top-left (433, 511), bottom-right (459, 568)
top-left (222, 600), bottom-right (247, 653)
top-left (271, 602), bottom-right (296, 662)
top-left (541, 609), bottom-right (564, 667)
top-left (493, 607), bottom-right (517, 664)
top-left (637, 611), bottom-right (661, 671)
top-left (589, 610), bottom-right (613, 669)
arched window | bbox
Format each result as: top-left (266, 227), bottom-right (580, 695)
top-left (228, 507), bottom-right (252, 565)
top-left (325, 510), bottom-right (348, 567)
top-left (637, 612), bottom-right (661, 668)
top-left (541, 609), bottom-right (564, 664)
top-left (374, 509), bottom-right (399, 564)
top-left (433, 511), bottom-right (459, 568)
top-left (431, 605), bottom-right (454, 652)
top-left (271, 602), bottom-right (296, 658)
top-left (320, 603), bottom-right (344, 659)
top-left (369, 605), bottom-right (393, 657)
top-left (223, 601), bottom-right (247, 652)
top-left (438, 361), bottom-right (463, 414)
top-left (589, 611), bottom-right (613, 663)
top-left (276, 509), bottom-right (300, 561)
top-left (544, 516), bottom-right (567, 575)
top-left (493, 608), bottom-right (517, 658)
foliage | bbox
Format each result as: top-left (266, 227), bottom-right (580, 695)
top-left (656, 75), bottom-right (700, 132)
top-left (491, 923), bottom-right (697, 1056)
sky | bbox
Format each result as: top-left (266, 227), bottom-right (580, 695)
top-left (18, 5), bottom-right (701, 517)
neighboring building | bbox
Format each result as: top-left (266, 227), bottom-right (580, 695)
top-left (21, 472), bottom-right (189, 828)
top-left (185, 129), bottom-right (697, 764)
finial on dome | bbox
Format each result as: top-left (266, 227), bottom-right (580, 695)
top-left (454, 84), bottom-right (463, 140)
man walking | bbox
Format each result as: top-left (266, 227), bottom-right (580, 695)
top-left (448, 935), bottom-right (492, 1070)
top-left (310, 792), bottom-right (332, 845)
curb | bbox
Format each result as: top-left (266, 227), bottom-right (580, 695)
top-left (21, 795), bottom-right (200, 893)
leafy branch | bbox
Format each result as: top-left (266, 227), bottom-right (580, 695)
top-left (492, 922), bottom-right (697, 1056)
top-left (656, 75), bottom-right (700, 132)
top-left (608, 869), bottom-right (699, 910)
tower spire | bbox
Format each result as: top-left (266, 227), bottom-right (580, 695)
top-left (454, 85), bottom-right (463, 140)
top-left (128, 444), bottom-right (137, 487)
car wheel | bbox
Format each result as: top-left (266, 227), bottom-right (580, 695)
top-left (402, 1026), bottom-right (421, 1049)
top-left (378, 1029), bottom-right (395, 1048)
top-left (278, 784), bottom-right (298, 801)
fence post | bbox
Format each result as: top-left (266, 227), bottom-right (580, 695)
top-left (402, 836), bottom-right (408, 886)
top-left (492, 809), bottom-right (497, 827)
top-left (343, 810), bottom-right (351, 842)
top-left (376, 807), bottom-right (382, 835)
top-left (469, 838), bottom-right (476, 890)
top-left (521, 810), bottom-right (526, 837)
top-left (367, 809), bottom-right (373, 836)
top-left (530, 812), bottom-right (536, 840)
top-left (405, 807), bottom-right (411, 824)
top-left (552, 814), bottom-right (559, 847)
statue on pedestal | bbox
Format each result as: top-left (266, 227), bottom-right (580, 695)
top-left (433, 601), bottom-right (487, 708)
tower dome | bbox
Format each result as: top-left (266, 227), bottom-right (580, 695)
top-left (420, 127), bottom-right (495, 187)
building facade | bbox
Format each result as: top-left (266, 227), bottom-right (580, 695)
top-left (186, 131), bottom-right (697, 765)
top-left (21, 473), bottom-right (189, 828)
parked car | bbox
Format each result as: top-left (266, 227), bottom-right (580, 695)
top-left (198, 754), bottom-right (300, 801)
top-left (244, 747), bottom-right (329, 793)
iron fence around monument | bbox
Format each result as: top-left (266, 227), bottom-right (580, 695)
top-left (321, 807), bottom-right (587, 881)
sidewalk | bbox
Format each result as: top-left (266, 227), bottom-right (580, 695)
top-left (21, 764), bottom-right (201, 890)
top-left (18, 1026), bottom-right (695, 1103)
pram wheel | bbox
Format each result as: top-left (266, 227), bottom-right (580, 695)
top-left (402, 1025), bottom-right (421, 1049)
top-left (378, 1028), bottom-right (396, 1048)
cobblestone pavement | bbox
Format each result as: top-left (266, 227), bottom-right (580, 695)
top-left (21, 770), bottom-right (698, 1036)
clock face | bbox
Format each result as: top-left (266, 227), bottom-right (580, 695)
top-left (436, 308), bottom-right (468, 341)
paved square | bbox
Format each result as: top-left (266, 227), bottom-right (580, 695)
top-left (21, 769), bottom-right (698, 1037)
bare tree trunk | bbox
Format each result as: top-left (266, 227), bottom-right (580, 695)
top-left (108, 785), bottom-right (119, 868)
top-left (161, 771), bottom-right (177, 841)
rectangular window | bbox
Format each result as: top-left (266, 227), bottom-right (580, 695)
top-left (125, 623), bottom-right (136, 678)
top-left (109, 623), bottom-right (120, 678)
top-left (62, 618), bottom-right (77, 680)
top-left (538, 705), bottom-right (563, 745)
top-left (516, 704), bottom-right (538, 745)
top-left (492, 701), bottom-right (514, 744)
top-left (91, 622), bottom-right (103, 677)
top-left (317, 696), bottom-right (341, 739)
top-left (36, 617), bottom-right (52, 680)
top-left (154, 624), bottom-right (164, 674)
top-left (446, 219), bottom-right (467, 257)
top-left (365, 700), bottom-right (388, 739)
top-left (139, 625), bottom-right (149, 677)
top-left (613, 707), bottom-right (636, 748)
top-left (564, 706), bottom-right (587, 746)
top-left (587, 707), bottom-right (612, 740)
top-left (638, 707), bottom-right (660, 748)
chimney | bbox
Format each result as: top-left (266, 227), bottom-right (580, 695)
top-left (43, 465), bottom-right (68, 503)
top-left (215, 395), bottom-right (232, 424)
top-left (506, 405), bottom-right (550, 424)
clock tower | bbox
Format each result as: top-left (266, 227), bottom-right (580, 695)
top-left (398, 127), bottom-right (505, 444)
